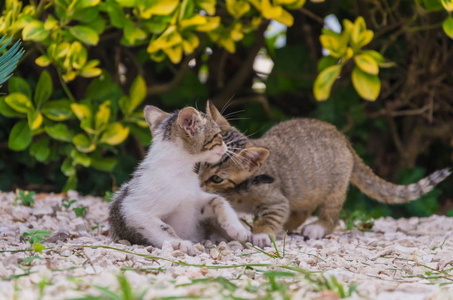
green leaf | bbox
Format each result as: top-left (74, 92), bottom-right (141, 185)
top-left (118, 96), bottom-right (130, 115)
top-left (115, 0), bottom-right (136, 7)
top-left (106, 2), bottom-right (127, 28)
top-left (128, 75), bottom-right (146, 113)
top-left (22, 20), bottom-right (49, 41)
top-left (9, 77), bottom-right (31, 99)
top-left (354, 54), bottom-right (379, 75)
top-left (0, 97), bottom-right (25, 117)
top-left (29, 137), bottom-right (50, 162)
top-left (99, 122), bottom-right (130, 145)
top-left (90, 157), bottom-right (117, 172)
top-left (42, 99), bottom-right (73, 121)
top-left (5, 92), bottom-right (34, 113)
top-left (69, 25), bottom-right (99, 45)
top-left (27, 110), bottom-right (43, 130)
top-left (443, 17), bottom-right (453, 38)
top-left (313, 65), bottom-right (342, 101)
top-left (8, 120), bottom-right (32, 151)
top-left (61, 158), bottom-right (76, 177)
top-left (352, 66), bottom-right (381, 101)
top-left (73, 133), bottom-right (96, 153)
top-left (71, 149), bottom-right (91, 167)
top-left (317, 55), bottom-right (338, 73)
top-left (34, 70), bottom-right (52, 108)
top-left (45, 123), bottom-right (75, 142)
top-left (63, 175), bottom-right (77, 192)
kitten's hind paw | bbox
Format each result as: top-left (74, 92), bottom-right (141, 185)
top-left (301, 224), bottom-right (326, 240)
top-left (252, 233), bottom-right (271, 248)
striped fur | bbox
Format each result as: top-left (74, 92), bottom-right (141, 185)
top-left (199, 101), bottom-right (451, 246)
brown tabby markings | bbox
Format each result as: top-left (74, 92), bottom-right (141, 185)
top-left (199, 101), bottom-right (451, 240)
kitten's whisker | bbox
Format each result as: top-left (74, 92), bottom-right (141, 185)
top-left (225, 151), bottom-right (241, 169)
top-left (220, 95), bottom-right (236, 115)
top-left (224, 117), bottom-right (251, 121)
top-left (223, 110), bottom-right (245, 119)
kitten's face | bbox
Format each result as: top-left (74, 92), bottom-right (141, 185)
top-left (144, 105), bottom-right (227, 164)
top-left (198, 101), bottom-right (269, 191)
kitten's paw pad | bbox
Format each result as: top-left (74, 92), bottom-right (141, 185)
top-left (171, 240), bottom-right (195, 255)
top-left (225, 224), bottom-right (251, 242)
top-left (302, 224), bottom-right (326, 240)
top-left (252, 233), bottom-right (272, 248)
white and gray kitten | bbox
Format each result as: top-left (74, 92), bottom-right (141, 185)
top-left (109, 105), bottom-right (251, 253)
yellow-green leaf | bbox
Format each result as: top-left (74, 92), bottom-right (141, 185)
top-left (354, 54), bottom-right (379, 75)
top-left (35, 55), bottom-right (51, 67)
top-left (313, 64), bottom-right (342, 101)
top-left (0, 97), bottom-right (26, 118)
top-left (22, 20), bottom-right (49, 41)
top-left (139, 0), bottom-right (179, 17)
top-left (443, 17), bottom-right (453, 38)
top-left (226, 0), bottom-right (250, 18)
top-left (320, 35), bottom-right (344, 58)
top-left (352, 66), bottom-right (381, 101)
top-left (196, 0), bottom-right (216, 15)
top-left (361, 50), bottom-right (384, 64)
top-left (5, 93), bottom-right (34, 113)
top-left (129, 76), bottom-right (146, 114)
top-left (90, 157), bottom-right (117, 172)
top-left (69, 25), bottom-right (99, 45)
top-left (261, 0), bottom-right (283, 19)
top-left (95, 100), bottom-right (111, 131)
top-left (356, 30), bottom-right (374, 48)
top-left (196, 16), bottom-right (220, 32)
top-left (73, 133), bottom-right (96, 153)
top-left (441, 0), bottom-right (453, 11)
top-left (274, 8), bottom-right (293, 27)
top-left (182, 31), bottom-right (200, 54)
top-left (27, 110), bottom-right (43, 130)
top-left (71, 149), bottom-right (91, 167)
top-left (42, 99), bottom-right (73, 121)
top-left (99, 122), bottom-right (130, 145)
top-left (351, 16), bottom-right (367, 47)
top-left (71, 103), bottom-right (92, 122)
top-left (163, 44), bottom-right (183, 64)
top-left (80, 60), bottom-right (102, 78)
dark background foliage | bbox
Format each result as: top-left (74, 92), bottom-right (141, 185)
top-left (1, 0), bottom-right (452, 219)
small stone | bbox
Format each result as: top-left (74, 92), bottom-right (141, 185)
top-left (210, 248), bottom-right (220, 260)
top-left (200, 267), bottom-right (209, 275)
top-left (172, 251), bottom-right (186, 258)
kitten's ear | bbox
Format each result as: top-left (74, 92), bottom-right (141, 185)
top-left (238, 146), bottom-right (269, 173)
top-left (144, 106), bottom-right (170, 135)
top-left (178, 107), bottom-right (201, 136)
top-left (206, 100), bottom-right (230, 131)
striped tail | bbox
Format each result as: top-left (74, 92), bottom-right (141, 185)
top-left (350, 151), bottom-right (451, 204)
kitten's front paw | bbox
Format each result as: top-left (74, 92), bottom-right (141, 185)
top-left (225, 223), bottom-right (251, 242)
top-left (170, 240), bottom-right (195, 255)
top-left (252, 233), bottom-right (271, 248)
top-left (301, 224), bottom-right (326, 240)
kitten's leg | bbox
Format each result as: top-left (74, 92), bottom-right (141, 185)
top-left (301, 195), bottom-right (344, 240)
top-left (132, 217), bottom-right (194, 254)
top-left (200, 193), bottom-right (251, 242)
top-left (252, 196), bottom-right (290, 248)
top-left (283, 210), bottom-right (313, 233)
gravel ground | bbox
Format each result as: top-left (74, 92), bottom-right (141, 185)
top-left (1, 191), bottom-right (453, 300)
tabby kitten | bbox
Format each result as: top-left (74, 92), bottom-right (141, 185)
top-left (109, 105), bottom-right (251, 253)
top-left (199, 101), bottom-right (451, 247)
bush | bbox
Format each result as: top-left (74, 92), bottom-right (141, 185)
top-left (0, 0), bottom-right (452, 217)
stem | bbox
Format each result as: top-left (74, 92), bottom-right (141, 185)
top-left (56, 68), bottom-right (75, 101)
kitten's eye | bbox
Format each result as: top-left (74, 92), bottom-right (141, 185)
top-left (209, 175), bottom-right (224, 183)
